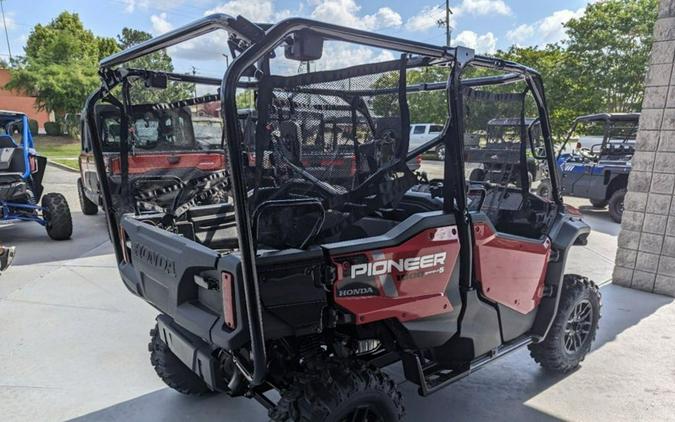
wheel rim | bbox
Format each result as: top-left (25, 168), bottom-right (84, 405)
top-left (563, 299), bottom-right (593, 354)
top-left (340, 403), bottom-right (386, 422)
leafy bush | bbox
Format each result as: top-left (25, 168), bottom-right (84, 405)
top-left (44, 121), bottom-right (62, 136)
top-left (28, 119), bottom-right (38, 135)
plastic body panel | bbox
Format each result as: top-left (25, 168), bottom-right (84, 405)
top-left (472, 220), bottom-right (551, 314)
top-left (327, 212), bottom-right (460, 326)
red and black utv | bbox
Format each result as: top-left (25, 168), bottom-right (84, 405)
top-left (86, 15), bottom-right (600, 421)
top-left (78, 101), bottom-right (228, 217)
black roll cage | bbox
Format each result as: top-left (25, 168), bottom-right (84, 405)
top-left (558, 112), bottom-right (640, 158)
top-left (87, 13), bottom-right (562, 387)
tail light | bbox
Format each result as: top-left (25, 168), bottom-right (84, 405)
top-left (222, 272), bottom-right (236, 329)
top-left (109, 157), bottom-right (120, 175)
top-left (350, 156), bottom-right (357, 176)
top-left (416, 155), bottom-right (422, 165)
top-left (29, 156), bottom-right (38, 173)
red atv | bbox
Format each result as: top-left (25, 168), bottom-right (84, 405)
top-left (87, 15), bottom-right (600, 421)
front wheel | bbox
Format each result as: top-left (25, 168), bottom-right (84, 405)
top-left (608, 189), bottom-right (626, 223)
top-left (529, 274), bottom-right (600, 373)
top-left (535, 178), bottom-right (553, 199)
top-left (270, 358), bottom-right (404, 422)
top-left (42, 193), bottom-right (72, 240)
top-left (77, 178), bottom-right (98, 215)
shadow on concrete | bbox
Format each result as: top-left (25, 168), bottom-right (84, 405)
top-left (0, 212), bottom-right (111, 266)
top-left (67, 285), bottom-right (672, 422)
top-left (574, 205), bottom-right (621, 237)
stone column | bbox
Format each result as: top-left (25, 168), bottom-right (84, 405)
top-left (613, 0), bottom-right (675, 296)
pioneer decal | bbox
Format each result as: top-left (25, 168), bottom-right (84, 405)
top-left (131, 242), bottom-right (177, 277)
top-left (336, 282), bottom-right (380, 298)
top-left (349, 252), bottom-right (447, 279)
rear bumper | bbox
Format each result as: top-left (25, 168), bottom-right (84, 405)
top-left (156, 314), bottom-right (227, 391)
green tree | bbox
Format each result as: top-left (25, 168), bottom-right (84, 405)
top-left (564, 0), bottom-right (658, 113)
top-left (7, 12), bottom-right (118, 118)
top-left (116, 27), bottom-right (194, 104)
top-left (494, 45), bottom-right (579, 140)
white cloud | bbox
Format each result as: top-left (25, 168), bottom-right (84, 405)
top-left (460, 0), bottom-right (511, 16)
top-left (405, 5), bottom-right (448, 32)
top-left (406, 0), bottom-right (510, 32)
top-left (150, 13), bottom-right (173, 34)
top-left (454, 30), bottom-right (497, 54)
top-left (206, 0), bottom-right (277, 22)
top-left (506, 24), bottom-right (535, 45)
top-left (310, 0), bottom-right (402, 31)
top-left (123, 0), bottom-right (186, 14)
top-left (506, 7), bottom-right (585, 46)
top-left (2, 12), bottom-right (15, 30)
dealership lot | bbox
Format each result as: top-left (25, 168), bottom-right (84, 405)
top-left (1, 165), bottom-right (674, 421)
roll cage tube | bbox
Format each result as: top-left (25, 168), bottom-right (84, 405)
top-left (525, 74), bottom-right (562, 205)
top-left (83, 88), bottom-right (125, 263)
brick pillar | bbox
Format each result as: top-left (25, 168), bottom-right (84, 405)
top-left (613, 0), bottom-right (675, 296)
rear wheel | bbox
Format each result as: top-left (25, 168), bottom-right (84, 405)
top-left (270, 358), bottom-right (404, 422)
top-left (42, 193), bottom-right (72, 240)
top-left (436, 145), bottom-right (445, 160)
top-left (77, 178), bottom-right (98, 215)
top-left (529, 274), bottom-right (600, 373)
top-left (589, 199), bottom-right (608, 209)
top-left (608, 189), bottom-right (625, 223)
top-left (149, 324), bottom-right (213, 395)
top-left (535, 178), bottom-right (552, 199)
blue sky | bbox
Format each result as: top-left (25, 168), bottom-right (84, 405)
top-left (0, 0), bottom-right (596, 76)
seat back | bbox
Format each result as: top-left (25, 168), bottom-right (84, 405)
top-left (0, 147), bottom-right (26, 174)
top-left (0, 135), bottom-right (17, 148)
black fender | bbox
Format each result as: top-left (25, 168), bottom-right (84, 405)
top-left (530, 213), bottom-right (590, 340)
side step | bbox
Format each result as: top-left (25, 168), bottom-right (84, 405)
top-left (403, 336), bottom-right (534, 396)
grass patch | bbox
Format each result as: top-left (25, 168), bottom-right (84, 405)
top-left (33, 136), bottom-right (80, 171)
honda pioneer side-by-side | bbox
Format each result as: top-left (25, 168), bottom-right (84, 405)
top-left (78, 102), bottom-right (228, 217)
top-left (465, 117), bottom-right (541, 185)
top-left (537, 113), bottom-right (639, 223)
top-left (87, 15), bottom-right (600, 421)
top-left (0, 111), bottom-right (72, 240)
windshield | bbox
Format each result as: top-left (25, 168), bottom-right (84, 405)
top-left (193, 118), bottom-right (223, 148)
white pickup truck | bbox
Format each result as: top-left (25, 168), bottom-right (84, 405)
top-left (409, 123), bottom-right (445, 159)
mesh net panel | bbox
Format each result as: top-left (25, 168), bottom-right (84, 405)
top-left (95, 82), bottom-right (228, 221)
top-left (463, 87), bottom-right (531, 188)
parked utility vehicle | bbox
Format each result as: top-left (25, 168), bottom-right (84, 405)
top-left (78, 102), bottom-right (228, 217)
top-left (537, 113), bottom-right (638, 223)
top-left (87, 15), bottom-right (600, 421)
top-left (465, 117), bottom-right (541, 185)
top-left (0, 111), bottom-right (72, 240)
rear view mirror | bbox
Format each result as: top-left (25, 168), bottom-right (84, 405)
top-left (284, 30), bottom-right (324, 61)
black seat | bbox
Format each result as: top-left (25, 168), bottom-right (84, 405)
top-left (0, 146), bottom-right (26, 180)
top-left (0, 135), bottom-right (16, 148)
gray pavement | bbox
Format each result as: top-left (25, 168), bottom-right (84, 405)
top-left (1, 165), bottom-right (674, 421)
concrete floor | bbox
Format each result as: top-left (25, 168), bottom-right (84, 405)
top-left (1, 165), bottom-right (674, 421)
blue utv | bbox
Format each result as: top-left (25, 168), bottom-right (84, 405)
top-left (537, 113), bottom-right (639, 223)
top-left (0, 111), bottom-right (72, 240)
